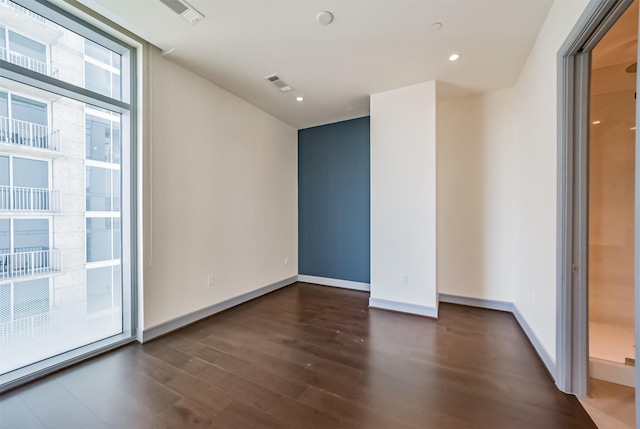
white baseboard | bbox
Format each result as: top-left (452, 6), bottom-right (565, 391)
top-left (439, 293), bottom-right (513, 313)
top-left (590, 358), bottom-right (635, 388)
top-left (139, 276), bottom-right (298, 342)
top-left (298, 275), bottom-right (370, 292)
top-left (438, 293), bottom-right (556, 379)
top-left (512, 304), bottom-right (556, 378)
top-left (369, 297), bottom-right (438, 318)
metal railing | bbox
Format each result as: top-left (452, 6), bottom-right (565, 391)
top-left (0, 249), bottom-right (62, 281)
top-left (0, 0), bottom-right (46, 23)
top-left (0, 186), bottom-right (60, 212)
top-left (0, 307), bottom-right (62, 347)
top-left (0, 47), bottom-right (58, 78)
top-left (0, 116), bottom-right (60, 152)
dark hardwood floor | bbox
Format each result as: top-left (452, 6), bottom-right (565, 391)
top-left (1, 282), bottom-right (596, 429)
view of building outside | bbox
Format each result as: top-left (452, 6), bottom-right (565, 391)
top-left (0, 0), bottom-right (123, 374)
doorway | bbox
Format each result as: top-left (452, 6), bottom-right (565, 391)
top-left (557, 0), bottom-right (639, 426)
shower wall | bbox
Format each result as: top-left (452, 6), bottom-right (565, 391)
top-left (588, 63), bottom-right (636, 331)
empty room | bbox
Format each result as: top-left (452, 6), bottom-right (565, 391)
top-left (0, 0), bottom-right (637, 428)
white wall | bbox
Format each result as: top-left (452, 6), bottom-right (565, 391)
top-left (437, 89), bottom-right (518, 303)
top-left (370, 81), bottom-right (438, 315)
top-left (142, 47), bottom-right (298, 330)
top-left (437, 0), bottom-right (589, 361)
top-left (509, 0), bottom-right (589, 360)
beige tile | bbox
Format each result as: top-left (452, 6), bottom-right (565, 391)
top-left (579, 378), bottom-right (635, 429)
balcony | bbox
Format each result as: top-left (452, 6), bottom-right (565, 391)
top-left (0, 186), bottom-right (60, 212)
top-left (0, 0), bottom-right (46, 23)
top-left (0, 306), bottom-right (62, 347)
top-left (0, 1), bottom-right (63, 45)
top-left (0, 46), bottom-right (58, 78)
top-left (0, 248), bottom-right (63, 281)
top-left (0, 116), bottom-right (61, 154)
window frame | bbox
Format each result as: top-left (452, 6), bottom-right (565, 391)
top-left (0, 0), bottom-right (137, 392)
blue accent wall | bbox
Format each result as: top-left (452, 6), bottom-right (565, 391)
top-left (298, 117), bottom-right (370, 283)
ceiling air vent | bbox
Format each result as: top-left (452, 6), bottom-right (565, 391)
top-left (158, 0), bottom-right (204, 24)
top-left (265, 74), bottom-right (293, 92)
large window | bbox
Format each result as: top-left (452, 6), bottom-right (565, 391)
top-left (0, 0), bottom-right (135, 386)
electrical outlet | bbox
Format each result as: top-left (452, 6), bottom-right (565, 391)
top-left (207, 274), bottom-right (215, 286)
top-left (284, 257), bottom-right (289, 265)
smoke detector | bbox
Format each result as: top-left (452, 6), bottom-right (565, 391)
top-left (265, 74), bottom-right (293, 92)
top-left (316, 11), bottom-right (334, 25)
top-left (158, 0), bottom-right (204, 24)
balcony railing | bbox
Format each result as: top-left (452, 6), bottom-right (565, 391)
top-left (0, 307), bottom-right (62, 347)
top-left (0, 248), bottom-right (62, 281)
top-left (0, 116), bottom-right (60, 152)
top-left (0, 0), bottom-right (46, 23)
top-left (0, 186), bottom-right (60, 212)
top-left (0, 46), bottom-right (58, 78)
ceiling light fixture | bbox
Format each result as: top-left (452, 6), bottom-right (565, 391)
top-left (316, 11), bottom-right (334, 25)
top-left (592, 120), bottom-right (601, 125)
top-left (449, 54), bottom-right (460, 62)
top-left (296, 97), bottom-right (304, 102)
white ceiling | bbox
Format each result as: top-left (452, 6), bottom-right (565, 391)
top-left (82, 0), bottom-right (554, 129)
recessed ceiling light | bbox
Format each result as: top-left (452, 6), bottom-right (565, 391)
top-left (449, 54), bottom-right (460, 62)
top-left (631, 126), bottom-right (636, 130)
top-left (592, 120), bottom-right (601, 124)
top-left (430, 22), bottom-right (442, 31)
top-left (296, 96), bottom-right (304, 102)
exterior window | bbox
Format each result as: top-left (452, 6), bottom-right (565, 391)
top-left (86, 166), bottom-right (111, 211)
top-left (13, 219), bottom-right (48, 252)
top-left (0, 0), bottom-right (134, 382)
top-left (86, 218), bottom-right (112, 262)
top-left (0, 25), bottom-right (50, 76)
top-left (86, 266), bottom-right (112, 314)
top-left (84, 40), bottom-right (121, 99)
top-left (85, 111), bottom-right (120, 164)
top-left (0, 91), bottom-right (56, 151)
top-left (0, 155), bottom-right (53, 211)
top-left (8, 30), bottom-right (46, 64)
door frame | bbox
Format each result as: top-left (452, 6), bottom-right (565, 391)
top-left (556, 0), bottom-right (636, 399)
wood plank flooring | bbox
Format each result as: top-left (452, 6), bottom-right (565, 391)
top-left (0, 282), bottom-right (597, 429)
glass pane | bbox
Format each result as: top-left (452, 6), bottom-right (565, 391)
top-left (0, 91), bottom-right (7, 117)
top-left (84, 39), bottom-right (110, 64)
top-left (0, 4), bottom-right (123, 100)
top-left (11, 95), bottom-right (47, 125)
top-left (0, 0), bottom-right (129, 378)
top-left (112, 121), bottom-right (121, 165)
top-left (86, 217), bottom-right (111, 262)
top-left (13, 157), bottom-right (48, 188)
top-left (113, 264), bottom-right (121, 309)
top-left (113, 217), bottom-right (120, 260)
top-left (14, 278), bottom-right (49, 319)
top-left (86, 166), bottom-right (111, 211)
top-left (0, 156), bottom-right (8, 186)
top-left (113, 171), bottom-right (120, 212)
top-left (9, 30), bottom-right (46, 63)
top-left (0, 283), bottom-right (9, 324)
top-left (0, 219), bottom-right (9, 252)
top-left (86, 266), bottom-right (112, 314)
top-left (85, 62), bottom-right (112, 98)
top-left (14, 219), bottom-right (49, 251)
top-left (85, 113), bottom-right (111, 162)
